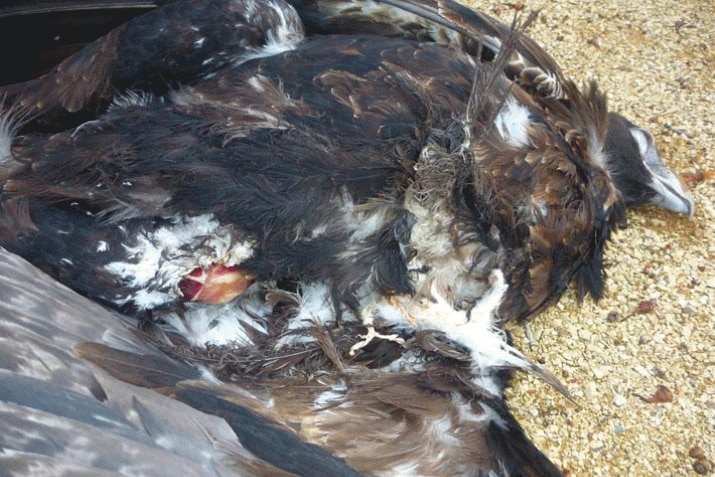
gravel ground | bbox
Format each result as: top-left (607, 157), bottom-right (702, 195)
top-left (466, 1), bottom-right (714, 475)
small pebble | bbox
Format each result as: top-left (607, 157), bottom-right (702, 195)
top-left (690, 446), bottom-right (706, 460)
top-left (693, 459), bottom-right (712, 475)
top-left (638, 385), bottom-right (674, 403)
top-left (614, 394), bottom-right (627, 406)
top-left (634, 364), bottom-right (651, 377)
top-left (634, 299), bottom-right (657, 315)
top-left (584, 381), bottom-right (597, 400)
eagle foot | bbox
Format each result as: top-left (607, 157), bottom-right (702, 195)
top-left (349, 326), bottom-right (406, 357)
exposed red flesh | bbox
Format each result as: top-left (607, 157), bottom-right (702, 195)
top-left (179, 264), bottom-right (255, 304)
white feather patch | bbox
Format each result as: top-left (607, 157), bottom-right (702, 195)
top-left (231, 0), bottom-right (305, 66)
top-left (0, 100), bottom-right (29, 166)
top-left (161, 292), bottom-right (270, 347)
top-left (494, 97), bottom-right (531, 147)
top-left (274, 282), bottom-right (338, 349)
top-left (368, 269), bottom-right (533, 396)
top-left (104, 214), bottom-right (254, 309)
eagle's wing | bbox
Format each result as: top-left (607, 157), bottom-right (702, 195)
top-left (0, 248), bottom-right (334, 477)
top-left (0, 0), bottom-right (304, 132)
top-left (0, 246), bottom-right (564, 476)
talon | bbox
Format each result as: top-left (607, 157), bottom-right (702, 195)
top-left (179, 263), bottom-right (255, 304)
top-left (349, 326), bottom-right (405, 356)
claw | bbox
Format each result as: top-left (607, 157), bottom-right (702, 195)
top-left (349, 326), bottom-right (406, 357)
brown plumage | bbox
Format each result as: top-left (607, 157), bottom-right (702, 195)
top-left (1, 29), bottom-right (623, 322)
top-left (0, 0), bottom-right (305, 131)
top-left (0, 1), bottom-right (695, 476)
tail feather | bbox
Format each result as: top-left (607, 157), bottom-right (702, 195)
top-left (485, 408), bottom-right (565, 477)
top-left (175, 385), bottom-right (365, 477)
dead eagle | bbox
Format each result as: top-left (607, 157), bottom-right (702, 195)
top-left (0, 0), bottom-right (694, 476)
